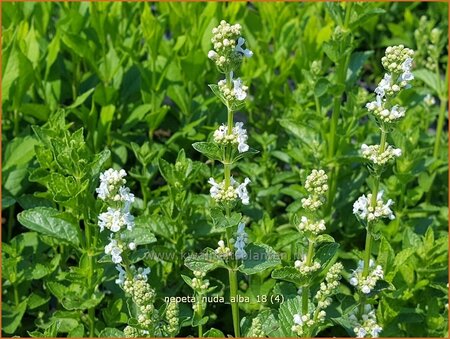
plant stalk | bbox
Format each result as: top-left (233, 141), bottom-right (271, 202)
top-left (228, 268), bottom-right (240, 338)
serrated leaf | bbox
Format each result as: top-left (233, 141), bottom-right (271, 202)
top-left (184, 248), bottom-right (226, 274)
top-left (192, 142), bottom-right (223, 161)
top-left (210, 208), bottom-right (241, 230)
top-left (2, 300), bottom-right (27, 334)
top-left (98, 328), bottom-right (125, 337)
top-left (17, 207), bottom-right (80, 247)
top-left (272, 266), bottom-right (309, 286)
top-left (239, 243), bottom-right (281, 275)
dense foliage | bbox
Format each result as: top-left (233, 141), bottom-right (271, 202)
top-left (2, 2), bottom-right (448, 338)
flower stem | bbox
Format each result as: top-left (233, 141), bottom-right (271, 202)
top-left (228, 268), bottom-right (240, 338)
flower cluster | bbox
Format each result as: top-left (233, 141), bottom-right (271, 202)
top-left (291, 311), bottom-right (325, 337)
top-left (248, 317), bottom-right (264, 338)
top-left (349, 304), bottom-right (383, 338)
top-left (365, 45), bottom-right (414, 125)
top-left (208, 177), bottom-right (251, 205)
top-left (120, 266), bottom-right (156, 329)
top-left (366, 101), bottom-right (406, 123)
top-left (208, 20), bottom-right (252, 71)
top-left (360, 144), bottom-right (402, 166)
top-left (314, 262), bottom-right (343, 308)
top-left (192, 271), bottom-right (210, 293)
top-left (381, 45), bottom-right (414, 81)
top-left (349, 260), bottom-right (384, 294)
top-left (353, 191), bottom-right (395, 222)
top-left (301, 169), bottom-right (328, 211)
top-left (215, 240), bottom-right (232, 258)
top-left (123, 326), bottom-right (149, 338)
top-left (233, 222), bottom-right (249, 260)
top-left (96, 168), bottom-right (135, 208)
top-left (98, 207), bottom-right (134, 233)
top-left (97, 168), bottom-right (136, 264)
top-left (213, 122), bottom-right (249, 153)
top-left (218, 73), bottom-right (249, 103)
top-left (164, 301), bottom-right (179, 336)
top-left (297, 216), bottom-right (326, 236)
top-left (294, 255), bottom-right (321, 275)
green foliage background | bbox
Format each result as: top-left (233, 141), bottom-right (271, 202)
top-left (2, 2), bottom-right (448, 337)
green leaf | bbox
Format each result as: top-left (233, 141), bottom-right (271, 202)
top-left (414, 69), bottom-right (439, 94)
top-left (210, 208), bottom-right (241, 230)
top-left (276, 296), bottom-right (302, 337)
top-left (349, 8), bottom-right (385, 30)
top-left (315, 234), bottom-right (335, 243)
top-left (203, 328), bottom-right (225, 338)
top-left (17, 207), bottom-right (80, 247)
top-left (233, 148), bottom-right (260, 162)
top-left (314, 77), bottom-right (330, 97)
top-left (192, 142), bottom-right (223, 161)
top-left (28, 292), bottom-right (51, 310)
top-left (2, 300), bottom-right (27, 334)
top-left (272, 266), bottom-right (309, 286)
top-left (121, 218), bottom-right (157, 246)
top-left (123, 104), bottom-right (152, 131)
top-left (3, 135), bottom-right (38, 171)
top-left (185, 248), bottom-right (226, 274)
top-left (346, 51), bottom-right (373, 86)
top-left (68, 324), bottom-right (85, 338)
top-left (159, 158), bottom-right (175, 185)
top-left (315, 242), bottom-right (339, 268)
top-left (67, 88), bottom-right (95, 109)
top-left (239, 243), bottom-right (281, 275)
top-left (98, 328), bottom-right (125, 337)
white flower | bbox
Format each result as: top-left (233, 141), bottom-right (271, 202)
top-left (232, 77), bottom-right (247, 100)
top-left (213, 122), bottom-right (249, 153)
top-left (208, 50), bottom-right (218, 60)
top-left (353, 191), bottom-right (395, 222)
top-left (361, 285), bottom-right (371, 294)
top-left (128, 242), bottom-right (136, 250)
top-left (356, 327), bottom-right (367, 338)
top-left (98, 207), bottom-right (135, 232)
top-left (350, 277), bottom-right (358, 286)
top-left (105, 239), bottom-right (123, 264)
top-left (360, 144), bottom-right (402, 165)
top-left (374, 73), bottom-right (392, 99)
top-left (236, 177), bottom-right (251, 205)
top-left (293, 314), bottom-right (303, 325)
top-left (235, 37), bottom-right (253, 58)
top-left (96, 168), bottom-right (127, 200)
top-left (233, 122), bottom-right (249, 153)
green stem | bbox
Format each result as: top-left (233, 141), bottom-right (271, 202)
top-left (228, 269), bottom-right (240, 338)
top-left (14, 284), bottom-right (19, 306)
top-left (198, 323), bottom-right (203, 338)
top-left (88, 308), bottom-right (95, 337)
top-left (13, 109), bottom-right (19, 137)
top-left (362, 223), bottom-right (373, 277)
top-left (433, 96), bottom-right (448, 159)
